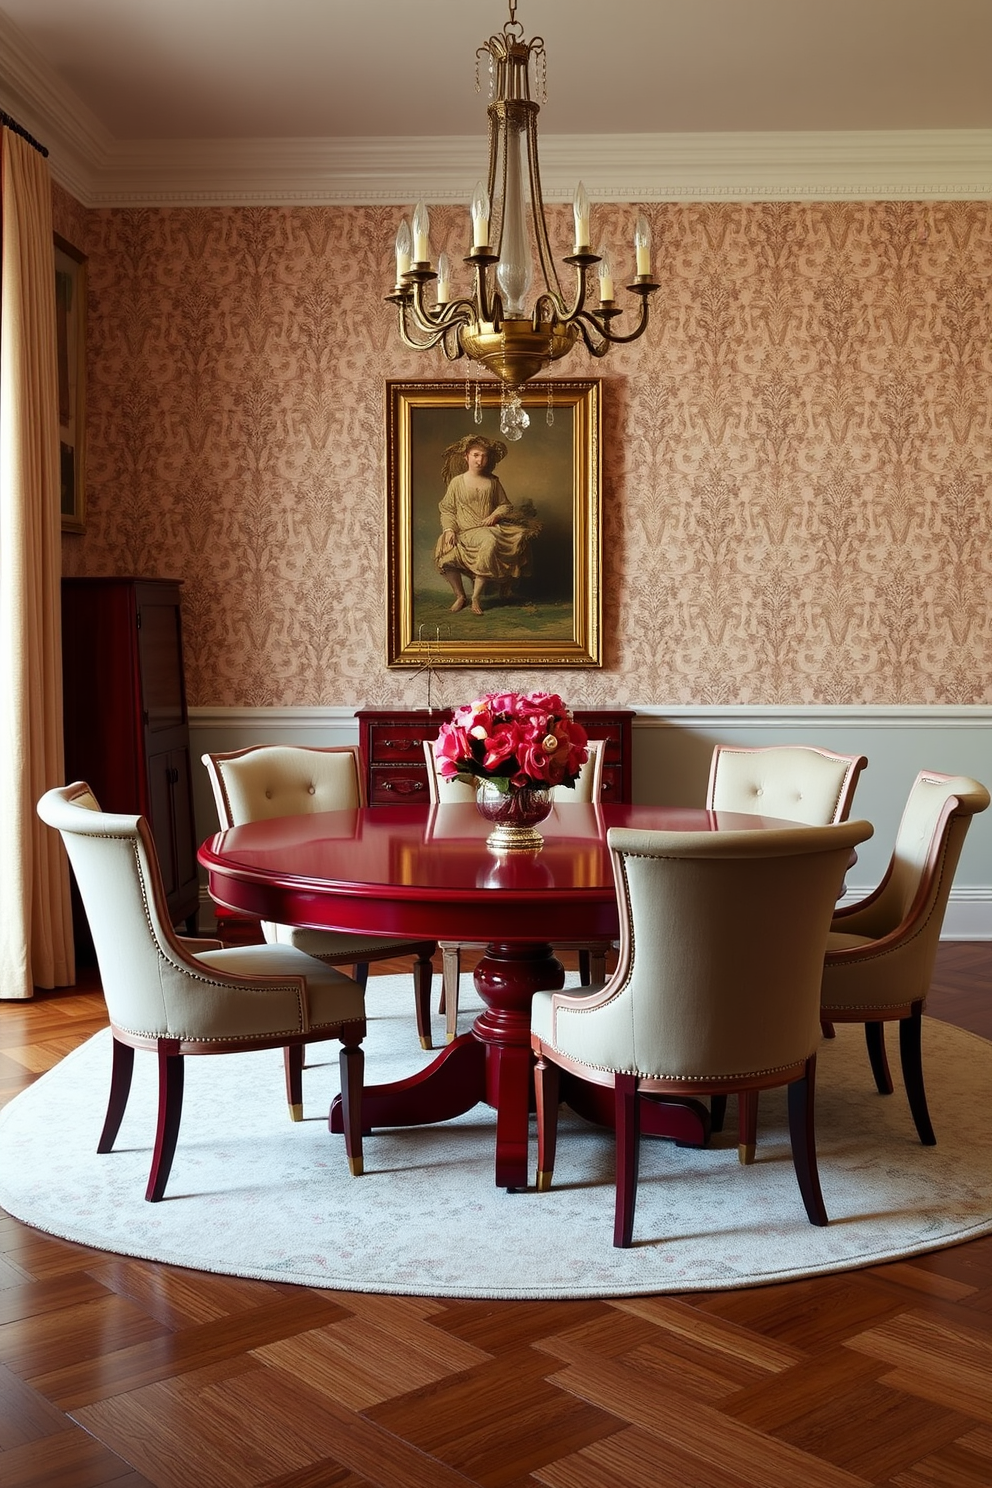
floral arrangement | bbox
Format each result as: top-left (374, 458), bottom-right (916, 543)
top-left (434, 691), bottom-right (589, 794)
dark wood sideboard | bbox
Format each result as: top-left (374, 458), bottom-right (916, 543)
top-left (356, 708), bottom-right (634, 805)
top-left (61, 577), bottom-right (199, 936)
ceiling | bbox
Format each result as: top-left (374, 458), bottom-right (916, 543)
top-left (2, 0), bottom-right (992, 204)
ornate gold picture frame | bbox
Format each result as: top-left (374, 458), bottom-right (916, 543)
top-left (386, 379), bottom-right (601, 668)
top-left (55, 234), bottom-right (87, 533)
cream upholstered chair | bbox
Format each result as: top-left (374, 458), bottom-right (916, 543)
top-left (423, 738), bottom-right (610, 1042)
top-left (706, 743), bottom-right (868, 825)
top-left (202, 745), bottom-right (438, 1047)
top-left (531, 817), bottom-right (873, 1247)
top-left (705, 742), bottom-right (869, 1122)
top-left (822, 770), bottom-right (989, 1145)
top-left (37, 783), bottom-right (367, 1202)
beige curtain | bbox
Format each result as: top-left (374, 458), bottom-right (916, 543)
top-left (0, 127), bottom-right (74, 998)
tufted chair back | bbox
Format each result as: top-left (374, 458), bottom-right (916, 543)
top-left (204, 744), bottom-right (365, 827)
top-left (706, 744), bottom-right (867, 826)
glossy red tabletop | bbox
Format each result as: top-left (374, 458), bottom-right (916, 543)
top-left (198, 802), bottom-right (798, 944)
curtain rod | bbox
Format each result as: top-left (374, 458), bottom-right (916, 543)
top-left (0, 109), bottom-right (48, 157)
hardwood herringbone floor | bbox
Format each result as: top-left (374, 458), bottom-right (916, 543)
top-left (0, 944), bottom-right (990, 1488)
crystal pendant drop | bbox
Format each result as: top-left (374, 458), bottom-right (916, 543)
top-left (499, 390), bottom-right (530, 441)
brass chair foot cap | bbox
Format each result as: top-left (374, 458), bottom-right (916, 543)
top-left (289, 1103), bottom-right (303, 1123)
top-left (738, 1143), bottom-right (756, 1165)
top-left (419, 1037), bottom-right (432, 1050)
top-left (536, 1171), bottom-right (553, 1192)
top-left (348, 1156), bottom-right (364, 1177)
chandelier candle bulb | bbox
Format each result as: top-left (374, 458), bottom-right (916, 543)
top-left (573, 181), bottom-right (591, 251)
top-left (597, 246), bottom-right (614, 302)
top-left (395, 219), bottom-right (412, 279)
top-left (413, 200), bottom-right (431, 263)
top-left (635, 214), bottom-right (652, 276)
top-left (471, 181), bottom-right (491, 249)
top-left (436, 252), bottom-right (451, 305)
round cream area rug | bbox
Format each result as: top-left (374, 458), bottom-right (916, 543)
top-left (2, 977), bottom-right (990, 1298)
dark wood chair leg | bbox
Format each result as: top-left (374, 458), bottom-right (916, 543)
top-left (614, 1072), bottom-right (641, 1248)
top-left (284, 1044), bottom-right (304, 1120)
top-left (534, 1053), bottom-right (560, 1192)
top-left (413, 951), bottom-right (434, 1050)
top-left (820, 1020), bottom-right (836, 1039)
top-left (97, 1036), bottom-right (135, 1153)
top-left (899, 1006), bottom-right (936, 1146)
top-left (353, 963), bottom-right (370, 990)
top-left (146, 1043), bottom-right (184, 1203)
top-left (737, 1089), bottom-right (758, 1164)
top-left (338, 1040), bottom-right (365, 1176)
top-left (787, 1057), bottom-right (828, 1227)
top-left (709, 1094), bottom-right (727, 1133)
top-left (865, 1020), bottom-right (893, 1094)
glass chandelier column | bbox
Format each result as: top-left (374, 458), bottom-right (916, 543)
top-left (386, 0), bottom-right (660, 438)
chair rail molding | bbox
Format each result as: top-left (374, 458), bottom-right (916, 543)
top-left (189, 705), bottom-right (992, 940)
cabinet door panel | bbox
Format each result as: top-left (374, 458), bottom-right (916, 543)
top-left (137, 599), bottom-right (186, 731)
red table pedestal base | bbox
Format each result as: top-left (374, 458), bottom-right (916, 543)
top-left (330, 941), bottom-right (710, 1189)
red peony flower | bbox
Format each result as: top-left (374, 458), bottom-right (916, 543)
top-left (433, 691), bottom-right (588, 792)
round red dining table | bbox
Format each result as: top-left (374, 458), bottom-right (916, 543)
top-left (198, 801), bottom-right (798, 1189)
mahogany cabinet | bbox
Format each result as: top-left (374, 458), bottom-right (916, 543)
top-left (61, 577), bottom-right (199, 931)
top-left (356, 707), bottom-right (634, 806)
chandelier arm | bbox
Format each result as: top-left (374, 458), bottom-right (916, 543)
top-left (532, 290), bottom-right (569, 326)
top-left (439, 326), bottom-right (467, 362)
top-left (583, 290), bottom-right (656, 346)
top-left (407, 279), bottom-right (477, 337)
top-left (524, 107), bottom-right (563, 302)
top-left (394, 303), bottom-right (452, 353)
top-left (570, 316), bottom-right (612, 358)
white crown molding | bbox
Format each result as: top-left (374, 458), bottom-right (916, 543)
top-left (42, 130), bottom-right (992, 208)
top-left (3, 8), bottom-right (992, 207)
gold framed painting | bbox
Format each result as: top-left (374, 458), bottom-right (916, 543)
top-left (386, 379), bottom-right (601, 668)
top-left (54, 234), bottom-right (87, 533)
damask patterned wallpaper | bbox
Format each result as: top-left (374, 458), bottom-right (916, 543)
top-left (57, 191), bottom-right (992, 708)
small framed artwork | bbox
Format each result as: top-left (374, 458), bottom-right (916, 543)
top-left (54, 234), bottom-right (86, 533)
top-left (385, 379), bottom-right (602, 668)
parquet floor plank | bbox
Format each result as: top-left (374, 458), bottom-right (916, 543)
top-left (85, 1258), bottom-right (304, 1330)
top-left (255, 1313), bottom-right (492, 1409)
top-left (79, 1358), bottom-right (486, 1488)
top-left (0, 1421), bottom-right (153, 1487)
top-left (364, 1348), bottom-right (626, 1487)
top-left (426, 1298), bottom-right (614, 1353)
top-left (610, 1294), bottom-right (804, 1370)
top-left (27, 1293), bottom-right (355, 1410)
top-left (0, 1293), bottom-right (171, 1378)
top-left (844, 1310), bottom-right (992, 1421)
top-left (0, 1358), bottom-right (70, 1446)
top-left (0, 944), bottom-right (989, 1486)
top-left (696, 1272), bottom-right (910, 1351)
top-left (543, 1355), bottom-right (873, 1486)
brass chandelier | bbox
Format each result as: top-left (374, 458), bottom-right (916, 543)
top-left (387, 0), bottom-right (659, 438)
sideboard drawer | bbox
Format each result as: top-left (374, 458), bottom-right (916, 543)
top-left (368, 765), bottom-right (432, 804)
top-left (367, 724), bottom-right (437, 764)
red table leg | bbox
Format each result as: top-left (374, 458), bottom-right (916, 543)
top-left (330, 941), bottom-right (563, 1189)
top-left (329, 940), bottom-right (709, 1184)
